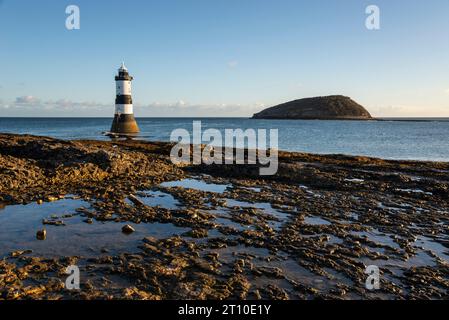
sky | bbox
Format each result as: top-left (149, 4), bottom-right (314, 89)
top-left (0, 0), bottom-right (448, 117)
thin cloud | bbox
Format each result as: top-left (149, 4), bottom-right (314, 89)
top-left (372, 104), bottom-right (449, 117)
top-left (15, 95), bottom-right (40, 104)
top-left (1, 96), bottom-right (265, 117)
top-left (0, 100), bottom-right (111, 117)
top-left (227, 60), bottom-right (238, 68)
top-left (135, 101), bottom-right (264, 117)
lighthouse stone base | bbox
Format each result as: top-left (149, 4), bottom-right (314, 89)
top-left (110, 114), bottom-right (140, 134)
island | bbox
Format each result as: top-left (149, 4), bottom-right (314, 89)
top-left (252, 95), bottom-right (373, 120)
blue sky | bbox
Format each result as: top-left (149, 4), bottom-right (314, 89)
top-left (0, 0), bottom-right (448, 117)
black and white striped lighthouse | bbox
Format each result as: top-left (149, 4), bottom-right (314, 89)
top-left (110, 62), bottom-right (139, 134)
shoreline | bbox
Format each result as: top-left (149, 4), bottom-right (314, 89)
top-left (2, 131), bottom-right (449, 164)
top-left (0, 133), bottom-right (448, 300)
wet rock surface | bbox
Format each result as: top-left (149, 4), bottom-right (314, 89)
top-left (0, 133), bottom-right (448, 300)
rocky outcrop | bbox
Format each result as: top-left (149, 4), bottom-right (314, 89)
top-left (252, 95), bottom-right (373, 120)
top-left (1, 134), bottom-right (449, 300)
top-left (0, 134), bottom-right (183, 204)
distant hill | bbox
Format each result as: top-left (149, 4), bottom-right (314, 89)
top-left (252, 95), bottom-right (373, 120)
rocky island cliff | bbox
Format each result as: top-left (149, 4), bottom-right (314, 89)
top-left (252, 95), bottom-right (373, 120)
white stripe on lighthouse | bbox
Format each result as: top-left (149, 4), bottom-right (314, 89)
top-left (116, 80), bottom-right (132, 95)
top-left (115, 104), bottom-right (133, 114)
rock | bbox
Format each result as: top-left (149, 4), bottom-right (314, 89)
top-left (122, 224), bottom-right (135, 234)
top-left (183, 229), bottom-right (208, 238)
top-left (252, 95), bottom-right (373, 120)
top-left (10, 249), bottom-right (33, 257)
top-left (307, 287), bottom-right (319, 294)
top-left (253, 289), bottom-right (262, 300)
top-left (141, 243), bottom-right (161, 254)
top-left (143, 236), bottom-right (158, 245)
top-left (123, 287), bottom-right (161, 300)
top-left (128, 194), bottom-right (145, 207)
top-left (42, 219), bottom-right (65, 226)
top-left (36, 229), bottom-right (46, 240)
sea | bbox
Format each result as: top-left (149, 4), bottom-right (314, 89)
top-left (1, 117), bottom-right (449, 162)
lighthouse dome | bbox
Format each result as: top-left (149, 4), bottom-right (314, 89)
top-left (119, 62), bottom-right (128, 72)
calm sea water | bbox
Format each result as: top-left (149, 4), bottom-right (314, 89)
top-left (1, 117), bottom-right (449, 161)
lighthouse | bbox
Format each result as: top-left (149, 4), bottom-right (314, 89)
top-left (110, 62), bottom-right (139, 135)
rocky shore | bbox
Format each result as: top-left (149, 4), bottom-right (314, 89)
top-left (0, 133), bottom-right (448, 300)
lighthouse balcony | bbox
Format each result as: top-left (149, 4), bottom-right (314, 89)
top-left (115, 74), bottom-right (133, 81)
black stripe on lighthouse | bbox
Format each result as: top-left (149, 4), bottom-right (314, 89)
top-left (115, 95), bottom-right (133, 105)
